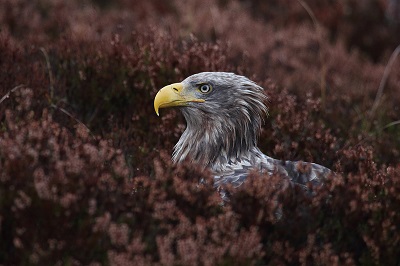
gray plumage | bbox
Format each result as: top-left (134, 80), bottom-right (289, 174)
top-left (155, 72), bottom-right (332, 198)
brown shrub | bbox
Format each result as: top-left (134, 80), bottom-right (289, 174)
top-left (1, 0), bottom-right (400, 265)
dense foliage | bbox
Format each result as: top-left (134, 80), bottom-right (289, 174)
top-left (1, 0), bottom-right (399, 265)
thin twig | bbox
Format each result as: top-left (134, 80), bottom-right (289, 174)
top-left (210, 5), bottom-right (220, 40)
top-left (297, 0), bottom-right (327, 107)
top-left (297, 0), bottom-right (319, 28)
top-left (0, 84), bottom-right (25, 105)
top-left (369, 44), bottom-right (400, 119)
top-left (41, 48), bottom-right (93, 138)
top-left (40, 47), bottom-right (55, 101)
top-left (381, 120), bottom-right (400, 130)
top-left (51, 104), bottom-right (94, 139)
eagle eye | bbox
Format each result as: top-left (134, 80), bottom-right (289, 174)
top-left (198, 84), bottom-right (212, 94)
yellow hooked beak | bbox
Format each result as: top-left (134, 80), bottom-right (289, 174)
top-left (154, 82), bottom-right (205, 116)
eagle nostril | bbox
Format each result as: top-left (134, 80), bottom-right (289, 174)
top-left (173, 87), bottom-right (179, 92)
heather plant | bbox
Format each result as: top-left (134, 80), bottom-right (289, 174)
top-left (0, 88), bottom-right (128, 264)
top-left (1, 0), bottom-right (400, 265)
top-left (231, 0), bottom-right (400, 61)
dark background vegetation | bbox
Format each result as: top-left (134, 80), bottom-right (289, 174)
top-left (1, 0), bottom-right (400, 265)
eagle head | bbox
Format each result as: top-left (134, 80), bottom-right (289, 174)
top-left (154, 72), bottom-right (268, 171)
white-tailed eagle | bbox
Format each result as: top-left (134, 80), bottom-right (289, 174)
top-left (154, 72), bottom-right (331, 197)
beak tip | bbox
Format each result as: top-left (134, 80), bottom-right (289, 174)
top-left (153, 82), bottom-right (185, 117)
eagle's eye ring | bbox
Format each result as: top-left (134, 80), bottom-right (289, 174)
top-left (199, 84), bottom-right (212, 94)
